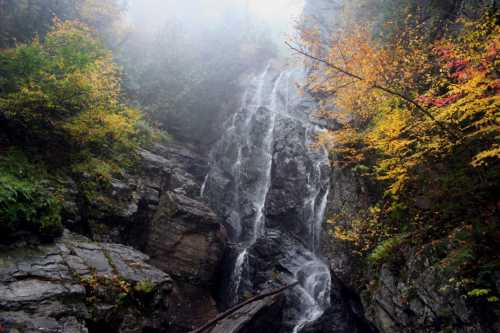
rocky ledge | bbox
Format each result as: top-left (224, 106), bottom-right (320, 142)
top-left (0, 231), bottom-right (172, 333)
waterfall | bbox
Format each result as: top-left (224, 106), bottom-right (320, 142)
top-left (230, 68), bottom-right (286, 298)
top-left (202, 63), bottom-right (332, 332)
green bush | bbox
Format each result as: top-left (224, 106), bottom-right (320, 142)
top-left (0, 151), bottom-right (62, 240)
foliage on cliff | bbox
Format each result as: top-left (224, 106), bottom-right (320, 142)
top-left (301, 2), bottom-right (499, 304)
top-left (0, 19), bottom-right (146, 180)
top-left (0, 18), bottom-right (150, 239)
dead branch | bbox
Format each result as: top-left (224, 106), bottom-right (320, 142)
top-left (190, 281), bottom-right (300, 333)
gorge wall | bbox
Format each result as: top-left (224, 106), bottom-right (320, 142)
top-left (0, 141), bottom-right (228, 332)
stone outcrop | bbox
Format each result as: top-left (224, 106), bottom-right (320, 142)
top-left (0, 231), bottom-right (171, 333)
top-left (60, 141), bottom-right (209, 247)
top-left (146, 191), bottom-right (226, 287)
top-left (29, 140), bottom-right (230, 333)
top-left (317, 149), bottom-right (500, 333)
top-left (145, 191), bottom-right (227, 332)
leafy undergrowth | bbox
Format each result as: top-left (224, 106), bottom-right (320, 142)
top-left (0, 150), bottom-right (62, 241)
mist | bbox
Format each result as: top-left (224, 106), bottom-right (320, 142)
top-left (118, 0), bottom-right (305, 146)
top-left (127, 0), bottom-right (304, 42)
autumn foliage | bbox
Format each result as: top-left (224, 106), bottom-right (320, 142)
top-left (301, 6), bottom-right (499, 303)
top-left (0, 19), bottom-right (154, 233)
top-left (0, 20), bottom-right (147, 180)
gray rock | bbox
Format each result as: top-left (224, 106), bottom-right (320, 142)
top-left (59, 141), bottom-right (209, 248)
top-left (302, 274), bottom-right (378, 333)
top-left (363, 245), bottom-right (498, 333)
top-left (0, 231), bottom-right (172, 333)
top-left (165, 282), bottom-right (219, 332)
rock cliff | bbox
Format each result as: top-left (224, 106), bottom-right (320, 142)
top-left (0, 231), bottom-right (171, 333)
top-left (0, 141), bottom-right (229, 333)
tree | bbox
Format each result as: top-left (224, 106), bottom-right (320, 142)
top-left (295, 2), bottom-right (499, 304)
top-left (0, 20), bottom-right (145, 184)
top-left (0, 0), bottom-right (126, 48)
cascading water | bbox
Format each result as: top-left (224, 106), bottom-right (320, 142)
top-left (202, 63), bottom-right (332, 332)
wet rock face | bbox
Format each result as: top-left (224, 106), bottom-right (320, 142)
top-left (0, 231), bottom-right (171, 333)
top-left (202, 66), bottom-right (334, 331)
top-left (302, 275), bottom-right (379, 333)
top-left (229, 229), bottom-right (333, 332)
top-left (61, 141), bottom-right (209, 247)
top-left (267, 114), bottom-right (331, 242)
top-left (145, 191), bottom-right (226, 287)
top-left (203, 68), bottom-right (330, 244)
top-left (242, 230), bottom-right (297, 295)
top-left (266, 116), bottom-right (309, 238)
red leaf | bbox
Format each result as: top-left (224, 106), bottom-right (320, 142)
top-left (432, 93), bottom-right (463, 107)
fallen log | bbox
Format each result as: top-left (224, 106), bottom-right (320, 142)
top-left (190, 281), bottom-right (300, 333)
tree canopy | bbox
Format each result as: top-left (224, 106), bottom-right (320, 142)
top-left (297, 0), bottom-right (499, 305)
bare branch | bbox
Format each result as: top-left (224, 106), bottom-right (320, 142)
top-left (190, 282), bottom-right (300, 333)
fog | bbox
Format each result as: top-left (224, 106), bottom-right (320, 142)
top-left (127, 0), bottom-right (304, 42)
top-left (119, 0), bottom-right (305, 146)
